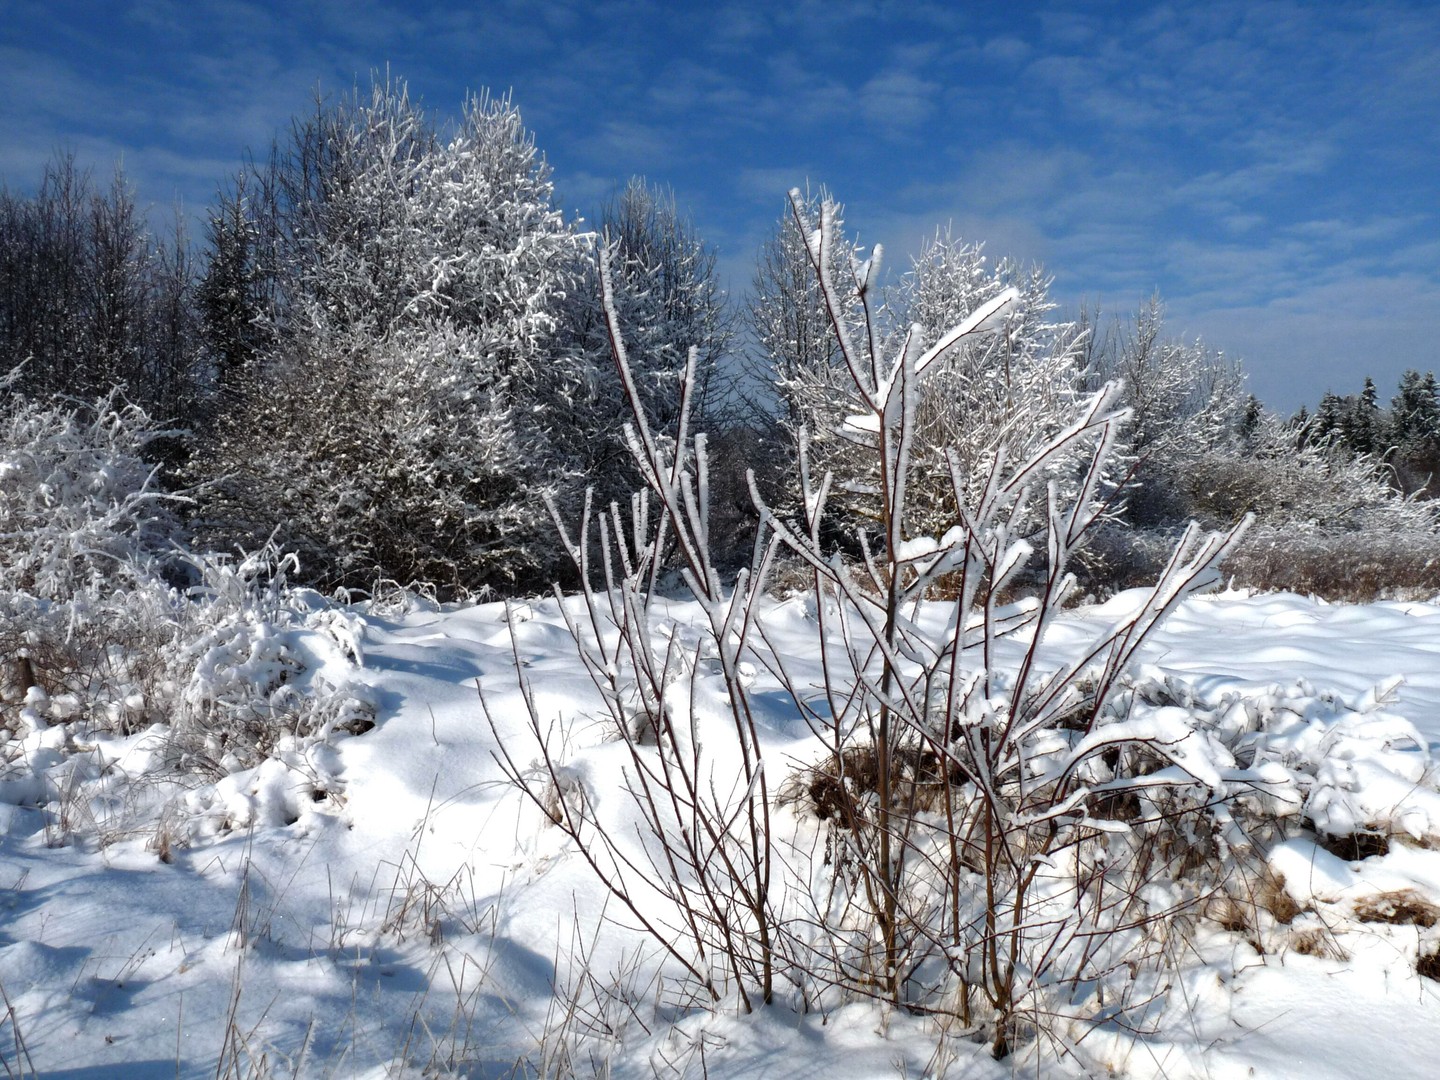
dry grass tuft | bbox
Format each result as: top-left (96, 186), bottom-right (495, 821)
top-left (1203, 894), bottom-right (1253, 935)
top-left (1257, 871), bottom-right (1303, 925)
top-left (1352, 889), bottom-right (1440, 928)
top-left (797, 744), bottom-right (966, 825)
top-left (1288, 925), bottom-right (1349, 961)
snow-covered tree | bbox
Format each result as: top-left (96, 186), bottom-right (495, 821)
top-left (1082, 295), bottom-right (1246, 528)
top-left (766, 209), bottom-right (1088, 542)
top-left (196, 80), bottom-right (587, 591)
top-left (746, 187), bottom-right (860, 436)
top-left (1089, 294), bottom-right (1244, 458)
top-left (558, 178), bottom-right (734, 506)
top-left (1346, 377), bottom-right (1382, 456)
top-left (602, 179), bottom-right (731, 423)
top-left (741, 189), bottom-right (864, 535)
top-left (1392, 369), bottom-right (1440, 446)
top-left (1313, 390), bottom-right (1345, 447)
top-left (1387, 369), bottom-right (1440, 495)
top-left (885, 227), bottom-right (1088, 534)
top-left (196, 171), bottom-right (274, 402)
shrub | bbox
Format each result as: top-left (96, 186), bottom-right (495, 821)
top-left (0, 381), bottom-right (182, 599)
top-left (0, 385), bottom-right (184, 733)
top-left (1, 388), bottom-right (370, 845)
top-left (497, 192), bottom-right (1294, 1062)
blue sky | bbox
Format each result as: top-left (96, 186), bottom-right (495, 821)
top-left (2, 0), bottom-right (1437, 411)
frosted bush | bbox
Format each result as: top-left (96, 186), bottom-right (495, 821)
top-left (0, 382), bottom-right (182, 598)
top-left (0, 582), bottom-right (179, 735)
top-left (1, 385), bottom-right (374, 842)
top-left (169, 544), bottom-right (374, 775)
top-left (504, 194), bottom-right (1313, 1058)
top-left (1, 385), bottom-right (186, 733)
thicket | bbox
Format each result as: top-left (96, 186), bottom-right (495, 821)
top-left (1, 76), bottom-right (1436, 602)
top-left (0, 157), bottom-right (199, 430)
top-left (0, 386), bottom-right (370, 800)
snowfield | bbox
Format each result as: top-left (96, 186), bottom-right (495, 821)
top-left (5, 588), bottom-right (1440, 1078)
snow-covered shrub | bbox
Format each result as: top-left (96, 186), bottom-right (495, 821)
top-left (1157, 414), bottom-right (1440, 598)
top-left (1075, 300), bottom-right (1440, 600)
top-left (0, 386), bottom-right (185, 733)
top-left (1119, 668), bottom-right (1440, 851)
top-left (0, 582), bottom-right (179, 737)
top-left (0, 382), bottom-right (181, 598)
top-left (2, 541), bottom-right (374, 851)
top-left (751, 193), bottom-right (1259, 1056)
top-left (4, 541), bottom-right (371, 756)
top-left (1181, 413), bottom-right (1428, 532)
top-left (0, 382), bottom-right (372, 850)
top-left (500, 193), bottom-right (1289, 1062)
top-left (492, 244), bottom-right (782, 1009)
top-left (167, 544), bottom-right (374, 777)
top-left (1220, 526), bottom-right (1440, 600)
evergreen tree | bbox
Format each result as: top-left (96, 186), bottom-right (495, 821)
top-left (1314, 391), bottom-right (1344, 445)
top-left (1240, 394), bottom-right (1264, 446)
top-left (196, 172), bottom-right (272, 401)
top-left (1345, 377), bottom-right (1381, 456)
top-left (746, 187), bottom-right (855, 439)
top-left (1391, 370), bottom-right (1439, 444)
top-left (1390, 370), bottom-right (1440, 495)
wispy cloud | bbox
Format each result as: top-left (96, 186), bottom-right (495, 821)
top-left (3, 0), bottom-right (1435, 410)
top-left (573, 118), bottom-right (678, 173)
top-left (858, 70), bottom-right (940, 130)
top-left (1173, 272), bottom-right (1440, 408)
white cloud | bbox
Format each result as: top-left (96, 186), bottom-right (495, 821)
top-left (857, 70), bottom-right (940, 130)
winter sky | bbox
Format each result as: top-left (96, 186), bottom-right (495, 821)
top-left (2, 0), bottom-right (1437, 412)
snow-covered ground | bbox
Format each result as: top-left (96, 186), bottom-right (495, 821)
top-left (5, 589), bottom-right (1440, 1078)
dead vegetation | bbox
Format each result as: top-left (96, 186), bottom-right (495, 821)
top-left (1353, 889), bottom-right (1440, 928)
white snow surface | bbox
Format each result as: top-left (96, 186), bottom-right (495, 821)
top-left (5, 588), bottom-right (1440, 1077)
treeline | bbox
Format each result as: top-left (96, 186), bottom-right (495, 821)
top-left (1298, 373), bottom-right (1440, 497)
top-left (2, 78), bottom-right (1436, 600)
top-left (0, 158), bottom-right (197, 420)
